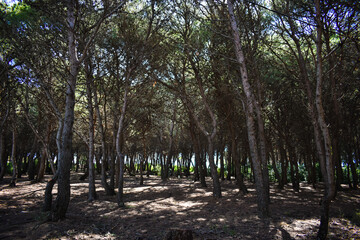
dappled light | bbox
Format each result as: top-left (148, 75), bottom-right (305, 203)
top-left (1, 173), bottom-right (359, 239)
top-left (0, 0), bottom-right (359, 239)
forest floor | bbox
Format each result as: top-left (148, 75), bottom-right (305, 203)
top-left (0, 173), bottom-right (360, 240)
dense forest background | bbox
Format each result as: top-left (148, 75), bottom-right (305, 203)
top-left (0, 0), bottom-right (359, 239)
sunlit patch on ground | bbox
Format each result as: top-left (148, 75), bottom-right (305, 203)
top-left (0, 173), bottom-right (359, 239)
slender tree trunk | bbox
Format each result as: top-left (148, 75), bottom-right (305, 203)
top-left (43, 118), bottom-right (62, 211)
top-left (324, 24), bottom-right (343, 191)
top-left (0, 131), bottom-right (5, 181)
top-left (116, 86), bottom-right (128, 207)
top-left (228, 0), bottom-right (269, 217)
top-left (187, 58), bottom-right (221, 198)
top-left (226, 145), bottom-right (232, 181)
top-left (220, 145), bottom-right (225, 181)
top-left (347, 148), bottom-right (358, 189)
top-left (110, 122), bottom-right (116, 191)
top-left (270, 148), bottom-right (281, 186)
top-left (85, 57), bottom-right (96, 202)
top-left (9, 127), bottom-right (17, 187)
top-left (27, 137), bottom-right (37, 181)
top-left (207, 137), bottom-right (221, 198)
top-left (37, 147), bottom-right (47, 182)
top-left (315, 1), bottom-right (336, 238)
top-left (229, 121), bottom-right (247, 194)
top-left (189, 118), bottom-right (206, 187)
top-left (94, 85), bottom-right (114, 196)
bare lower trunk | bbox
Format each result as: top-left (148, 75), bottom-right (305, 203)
top-left (37, 148), bottom-right (47, 182)
top-left (10, 128), bottom-right (17, 187)
top-left (0, 131), bottom-right (6, 181)
top-left (43, 173), bottom-right (58, 212)
top-left (207, 138), bottom-right (221, 198)
top-left (220, 146), bottom-right (225, 181)
top-left (52, 0), bottom-right (78, 220)
top-left (189, 118), bottom-right (206, 187)
top-left (85, 56), bottom-right (96, 202)
top-left (116, 87), bottom-right (128, 207)
top-left (94, 83), bottom-right (114, 196)
top-left (117, 153), bottom-right (125, 207)
top-left (230, 121), bottom-right (247, 194)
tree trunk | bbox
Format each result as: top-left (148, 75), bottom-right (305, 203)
top-left (52, 0), bottom-right (79, 221)
top-left (0, 131), bottom-right (5, 181)
top-left (229, 121), bottom-right (247, 194)
top-left (207, 137), bottom-right (221, 198)
top-left (85, 57), bottom-right (96, 202)
top-left (315, 1), bottom-right (336, 237)
top-left (10, 127), bottom-right (17, 187)
top-left (227, 0), bottom-right (269, 217)
top-left (189, 118), bottom-right (206, 187)
top-left (226, 145), bottom-right (232, 181)
top-left (348, 148), bottom-right (358, 189)
top-left (116, 86), bottom-right (128, 207)
top-left (27, 137), bottom-right (37, 181)
top-left (163, 101), bottom-right (176, 180)
top-left (36, 147), bottom-right (47, 182)
top-left (270, 148), bottom-right (281, 187)
top-left (220, 145), bottom-right (225, 181)
top-left (43, 173), bottom-right (58, 212)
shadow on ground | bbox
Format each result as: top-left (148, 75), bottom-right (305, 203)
top-left (0, 173), bottom-right (359, 239)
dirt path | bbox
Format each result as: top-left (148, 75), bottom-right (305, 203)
top-left (0, 173), bottom-right (359, 239)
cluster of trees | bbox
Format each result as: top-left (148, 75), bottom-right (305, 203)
top-left (1, 0), bottom-right (359, 239)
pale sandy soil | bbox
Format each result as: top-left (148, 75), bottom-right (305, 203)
top-left (0, 173), bottom-right (359, 239)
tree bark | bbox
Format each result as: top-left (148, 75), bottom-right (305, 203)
top-left (94, 81), bottom-right (114, 196)
top-left (116, 86), bottom-right (128, 207)
top-left (36, 147), bottom-right (47, 182)
top-left (9, 127), bottom-right (17, 187)
top-left (52, 0), bottom-right (79, 220)
top-left (315, 1), bottom-right (336, 238)
top-left (0, 131), bottom-right (6, 181)
top-left (229, 121), bottom-right (247, 194)
top-left (163, 102), bottom-right (176, 180)
top-left (43, 173), bottom-right (58, 212)
top-left (227, 0), bottom-right (269, 217)
top-left (85, 56), bottom-right (96, 202)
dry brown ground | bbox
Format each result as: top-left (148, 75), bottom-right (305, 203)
top-left (0, 173), bottom-right (359, 240)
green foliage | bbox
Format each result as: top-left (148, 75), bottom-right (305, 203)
top-left (152, 165), bottom-right (162, 176)
top-left (6, 160), bottom-right (13, 174)
top-left (2, 2), bottom-right (39, 28)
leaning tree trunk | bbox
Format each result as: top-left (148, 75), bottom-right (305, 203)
top-left (188, 53), bottom-right (221, 198)
top-left (43, 117), bottom-right (62, 211)
top-left (43, 172), bottom-right (58, 212)
top-left (227, 0), bottom-right (269, 218)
